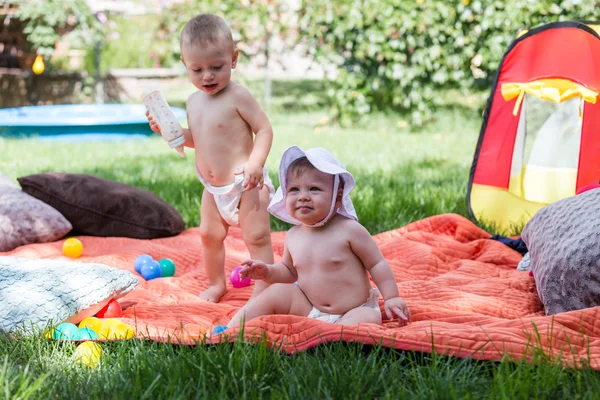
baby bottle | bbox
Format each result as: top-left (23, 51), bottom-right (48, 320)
top-left (142, 90), bottom-right (186, 157)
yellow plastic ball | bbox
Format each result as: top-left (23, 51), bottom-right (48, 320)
top-left (111, 323), bottom-right (136, 339)
top-left (43, 328), bottom-right (54, 339)
top-left (63, 238), bottom-right (83, 258)
top-left (73, 342), bottom-right (102, 368)
top-left (97, 319), bottom-right (117, 339)
top-left (78, 317), bottom-right (102, 335)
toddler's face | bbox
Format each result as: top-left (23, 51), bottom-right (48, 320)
top-left (181, 39), bottom-right (238, 95)
top-left (285, 167), bottom-right (335, 226)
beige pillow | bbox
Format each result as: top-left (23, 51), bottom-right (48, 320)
top-left (0, 256), bottom-right (138, 333)
top-left (0, 174), bottom-right (72, 252)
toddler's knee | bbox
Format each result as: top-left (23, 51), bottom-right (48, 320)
top-left (199, 226), bottom-right (227, 247)
top-left (242, 228), bottom-right (271, 249)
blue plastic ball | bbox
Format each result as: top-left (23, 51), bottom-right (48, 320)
top-left (140, 260), bottom-right (161, 281)
top-left (212, 325), bottom-right (228, 335)
top-left (134, 254), bottom-right (154, 274)
top-left (78, 327), bottom-right (99, 340)
top-left (53, 322), bottom-right (81, 341)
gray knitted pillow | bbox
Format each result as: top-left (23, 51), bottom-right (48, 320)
top-left (0, 256), bottom-right (138, 333)
top-left (0, 174), bottom-right (72, 252)
top-left (521, 189), bottom-right (600, 315)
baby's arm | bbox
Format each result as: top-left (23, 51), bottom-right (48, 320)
top-left (240, 244), bottom-right (297, 284)
top-left (349, 222), bottom-right (411, 325)
top-left (235, 86), bottom-right (273, 188)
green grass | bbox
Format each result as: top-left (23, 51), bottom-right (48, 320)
top-left (1, 80), bottom-right (599, 398)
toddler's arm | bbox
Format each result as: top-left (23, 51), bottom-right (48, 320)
top-left (145, 110), bottom-right (194, 148)
top-left (349, 222), bottom-right (411, 325)
top-left (235, 86), bottom-right (273, 188)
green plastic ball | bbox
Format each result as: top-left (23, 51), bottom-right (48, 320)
top-left (79, 327), bottom-right (99, 340)
top-left (158, 258), bottom-right (176, 277)
top-left (53, 322), bottom-right (81, 340)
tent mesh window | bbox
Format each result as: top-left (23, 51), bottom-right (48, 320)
top-left (508, 94), bottom-right (582, 204)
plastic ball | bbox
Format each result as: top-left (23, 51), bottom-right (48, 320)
top-left (73, 342), bottom-right (102, 368)
top-left (78, 317), bottom-right (102, 334)
top-left (97, 319), bottom-right (116, 339)
top-left (212, 325), bottom-right (228, 335)
top-left (97, 319), bottom-right (135, 339)
top-left (134, 254), bottom-right (155, 274)
top-left (53, 322), bottom-right (81, 340)
top-left (62, 238), bottom-right (83, 258)
top-left (230, 266), bottom-right (251, 288)
top-left (96, 299), bottom-right (123, 319)
top-left (78, 327), bottom-right (99, 340)
top-left (158, 258), bottom-right (176, 277)
top-left (110, 323), bottom-right (136, 339)
top-left (141, 260), bottom-right (161, 280)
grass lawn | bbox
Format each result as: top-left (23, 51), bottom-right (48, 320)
top-left (1, 80), bottom-right (599, 398)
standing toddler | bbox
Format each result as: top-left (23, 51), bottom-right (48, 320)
top-left (148, 14), bottom-right (274, 302)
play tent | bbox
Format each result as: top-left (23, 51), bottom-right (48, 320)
top-left (467, 21), bottom-right (600, 232)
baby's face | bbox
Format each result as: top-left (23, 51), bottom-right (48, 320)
top-left (285, 167), bottom-right (335, 226)
top-left (181, 39), bottom-right (238, 95)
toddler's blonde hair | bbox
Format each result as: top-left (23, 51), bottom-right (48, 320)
top-left (180, 14), bottom-right (234, 51)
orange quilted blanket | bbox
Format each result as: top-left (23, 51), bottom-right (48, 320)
top-left (6, 213), bottom-right (600, 367)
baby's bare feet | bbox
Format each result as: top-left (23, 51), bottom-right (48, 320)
top-left (199, 283), bottom-right (227, 303)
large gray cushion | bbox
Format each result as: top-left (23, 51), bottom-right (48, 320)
top-left (0, 174), bottom-right (72, 252)
top-left (0, 256), bottom-right (138, 333)
top-left (521, 189), bottom-right (600, 315)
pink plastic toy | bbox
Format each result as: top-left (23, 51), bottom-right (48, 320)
top-left (230, 266), bottom-right (251, 288)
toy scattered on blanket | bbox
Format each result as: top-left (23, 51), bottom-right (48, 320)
top-left (134, 254), bottom-right (176, 280)
top-left (62, 237), bottom-right (83, 258)
top-left (80, 316), bottom-right (135, 339)
top-left (96, 299), bottom-right (123, 318)
top-left (230, 266), bottom-right (251, 288)
top-left (73, 341), bottom-right (102, 368)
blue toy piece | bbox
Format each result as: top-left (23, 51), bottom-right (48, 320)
top-left (134, 254), bottom-right (155, 274)
top-left (53, 322), bottom-right (81, 340)
top-left (140, 260), bottom-right (162, 280)
top-left (212, 325), bottom-right (228, 335)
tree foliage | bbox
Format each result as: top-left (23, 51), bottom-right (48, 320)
top-left (298, 0), bottom-right (600, 126)
top-left (156, 0), bottom-right (295, 66)
top-left (15, 0), bottom-right (105, 57)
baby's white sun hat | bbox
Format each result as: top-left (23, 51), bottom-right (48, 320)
top-left (268, 146), bottom-right (358, 226)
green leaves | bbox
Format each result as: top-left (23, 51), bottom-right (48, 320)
top-left (298, 0), bottom-right (600, 126)
top-left (16, 0), bottom-right (105, 57)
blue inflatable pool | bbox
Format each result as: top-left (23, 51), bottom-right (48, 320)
top-left (0, 104), bottom-right (187, 140)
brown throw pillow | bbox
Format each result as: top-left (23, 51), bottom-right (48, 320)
top-left (0, 174), bottom-right (72, 252)
top-left (18, 173), bottom-right (185, 239)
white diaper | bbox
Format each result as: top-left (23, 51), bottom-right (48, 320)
top-left (196, 166), bottom-right (274, 226)
top-left (307, 288), bottom-right (381, 324)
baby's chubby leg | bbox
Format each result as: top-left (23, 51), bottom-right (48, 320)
top-left (227, 283), bottom-right (312, 328)
top-left (239, 185), bottom-right (274, 301)
top-left (198, 189), bottom-right (230, 303)
top-left (337, 305), bottom-right (382, 326)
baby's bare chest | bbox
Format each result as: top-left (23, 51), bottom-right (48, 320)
top-left (290, 236), bottom-right (355, 271)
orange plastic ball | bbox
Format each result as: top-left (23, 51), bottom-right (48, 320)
top-left (63, 238), bottom-right (83, 258)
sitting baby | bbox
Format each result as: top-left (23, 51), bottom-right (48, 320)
top-left (227, 146), bottom-right (410, 328)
